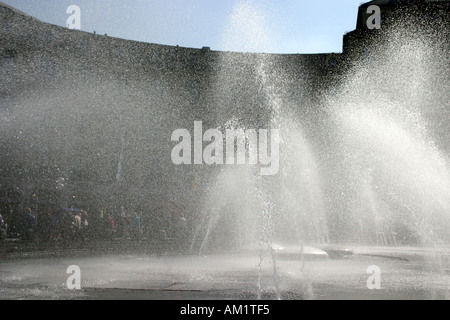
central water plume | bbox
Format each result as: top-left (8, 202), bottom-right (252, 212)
top-left (193, 1), bottom-right (327, 254)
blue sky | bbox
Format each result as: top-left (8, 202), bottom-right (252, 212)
top-left (3, 0), bottom-right (366, 53)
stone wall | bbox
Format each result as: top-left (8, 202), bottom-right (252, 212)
top-left (0, 3), bottom-right (340, 222)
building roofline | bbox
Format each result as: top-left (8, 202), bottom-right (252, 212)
top-left (0, 1), bottom-right (338, 56)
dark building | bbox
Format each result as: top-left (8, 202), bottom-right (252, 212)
top-left (343, 0), bottom-right (450, 57)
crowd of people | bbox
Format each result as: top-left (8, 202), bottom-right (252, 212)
top-left (0, 206), bottom-right (143, 243)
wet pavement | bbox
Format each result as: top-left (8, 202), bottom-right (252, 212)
top-left (0, 245), bottom-right (449, 300)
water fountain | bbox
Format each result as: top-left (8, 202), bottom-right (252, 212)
top-left (186, 0), bottom-right (450, 299)
top-left (188, 0), bottom-right (450, 252)
top-left (191, 1), bottom-right (328, 255)
top-left (1, 0), bottom-right (450, 300)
